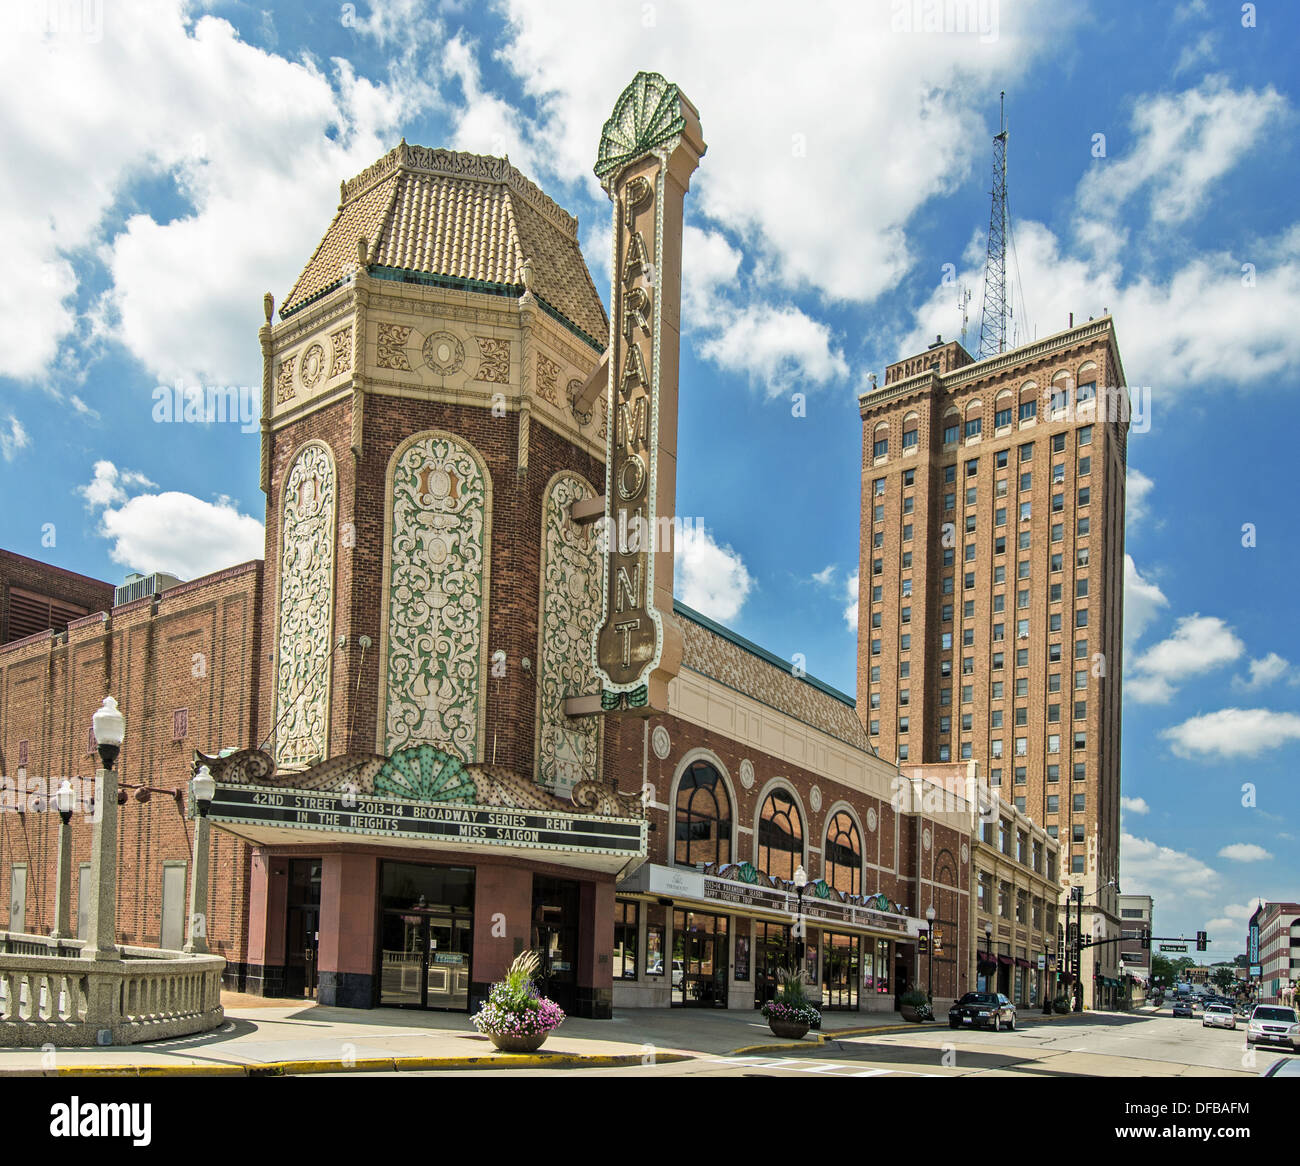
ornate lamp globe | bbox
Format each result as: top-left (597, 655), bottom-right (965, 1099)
top-left (92, 696), bottom-right (125, 769)
top-left (793, 865), bottom-right (808, 889)
top-left (926, 904), bottom-right (937, 924)
top-left (55, 779), bottom-right (76, 822)
top-left (192, 765), bottom-right (216, 816)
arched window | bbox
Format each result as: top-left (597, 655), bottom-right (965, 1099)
top-left (758, 788), bottom-right (803, 880)
top-left (675, 760), bottom-right (732, 867)
top-left (825, 811), bottom-right (862, 895)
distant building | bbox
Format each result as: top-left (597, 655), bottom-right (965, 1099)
top-left (0, 549), bottom-right (114, 646)
top-left (1118, 893), bottom-right (1153, 995)
top-left (1249, 901), bottom-right (1300, 1004)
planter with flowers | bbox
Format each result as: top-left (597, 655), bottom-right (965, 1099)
top-left (761, 968), bottom-right (822, 1040)
top-left (472, 951), bottom-right (566, 1053)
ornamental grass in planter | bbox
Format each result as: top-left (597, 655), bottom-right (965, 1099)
top-left (472, 950), bottom-right (566, 1053)
top-left (899, 989), bottom-right (935, 1022)
top-left (761, 967), bottom-right (821, 1039)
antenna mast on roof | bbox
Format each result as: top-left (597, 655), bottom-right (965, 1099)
top-left (977, 92), bottom-right (1009, 360)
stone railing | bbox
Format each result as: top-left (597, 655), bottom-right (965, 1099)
top-left (0, 932), bottom-right (225, 1048)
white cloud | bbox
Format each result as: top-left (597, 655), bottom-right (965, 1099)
top-left (1, 2), bottom-right (437, 385)
top-left (1127, 614), bottom-right (1244, 704)
top-left (496, 0), bottom-right (1065, 302)
top-left (1120, 796), bottom-right (1150, 815)
top-left (1161, 707), bottom-right (1300, 759)
top-left (78, 460), bottom-right (157, 509)
top-left (1217, 843), bottom-right (1272, 863)
top-left (1234, 652), bottom-right (1290, 690)
top-left (1123, 556), bottom-right (1168, 651)
top-left (1126, 468), bottom-right (1154, 528)
top-left (0, 416), bottom-right (30, 461)
top-left (1174, 32), bottom-right (1216, 77)
top-left (842, 570), bottom-right (859, 631)
top-left (811, 564), bottom-right (836, 587)
top-left (1205, 898), bottom-right (1263, 937)
top-left (674, 525), bottom-right (753, 623)
top-left (79, 460), bottom-right (262, 579)
top-left (70, 395), bottom-right (100, 421)
top-left (1121, 832), bottom-right (1219, 901)
top-left (698, 302), bottom-right (848, 397)
top-left (1076, 76), bottom-right (1286, 231)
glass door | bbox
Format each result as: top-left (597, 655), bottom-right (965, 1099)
top-left (532, 877), bottom-right (580, 1014)
top-left (285, 858), bottom-right (322, 998)
top-left (379, 911), bottom-right (473, 1010)
top-left (754, 921), bottom-right (790, 1007)
top-left (673, 910), bottom-right (728, 1007)
top-left (822, 933), bottom-right (860, 1010)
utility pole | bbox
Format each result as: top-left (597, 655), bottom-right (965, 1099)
top-left (977, 92), bottom-right (1010, 359)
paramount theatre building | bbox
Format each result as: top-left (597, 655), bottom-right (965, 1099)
top-left (0, 75), bottom-right (972, 1018)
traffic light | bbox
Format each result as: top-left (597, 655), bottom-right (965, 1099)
top-left (1196, 931), bottom-right (1208, 952)
top-left (1141, 928), bottom-right (1150, 951)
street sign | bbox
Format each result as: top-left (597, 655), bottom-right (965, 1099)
top-left (1159, 944), bottom-right (1188, 953)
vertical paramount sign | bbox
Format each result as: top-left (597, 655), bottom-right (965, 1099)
top-left (592, 73), bottom-right (706, 714)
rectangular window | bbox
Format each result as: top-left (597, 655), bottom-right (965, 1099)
top-left (900, 689), bottom-right (910, 706)
top-left (1072, 825), bottom-right (1086, 843)
top-left (614, 900), bottom-right (639, 979)
top-left (961, 713), bottom-right (973, 731)
top-left (995, 507), bottom-right (1006, 527)
top-left (991, 710), bottom-right (1003, 728)
top-left (1050, 388), bottom-right (1068, 414)
top-left (870, 665), bottom-right (880, 682)
top-left (964, 572), bottom-right (975, 589)
top-left (898, 744), bottom-right (909, 760)
top-left (905, 469), bottom-right (916, 486)
top-left (904, 496), bottom-right (915, 514)
top-left (873, 437), bottom-right (888, 458)
top-left (937, 745), bottom-right (949, 761)
top-left (943, 424), bottom-right (959, 445)
top-left (992, 623), bottom-right (1004, 641)
top-left (995, 407), bottom-right (1012, 428)
top-left (1048, 703), bottom-right (1060, 722)
top-left (1051, 523), bottom-right (1063, 542)
top-left (874, 504), bottom-right (884, 522)
top-left (1078, 486), bottom-right (1090, 506)
top-left (1073, 793), bottom-right (1086, 812)
top-left (1049, 643), bottom-right (1062, 663)
top-left (1077, 546), bottom-right (1090, 567)
top-left (967, 458), bottom-right (979, 477)
top-left (965, 515), bottom-right (976, 533)
top-left (1019, 501), bottom-right (1031, 521)
top-left (965, 543), bottom-right (976, 560)
top-left (1016, 648), bottom-right (1029, 667)
top-left (1074, 732), bottom-right (1087, 750)
top-left (1079, 456), bottom-right (1091, 476)
top-left (1047, 765), bottom-right (1060, 784)
top-left (1017, 619), bottom-right (1029, 637)
top-left (944, 464), bottom-right (957, 483)
top-left (1050, 553), bottom-right (1062, 572)
top-left (899, 716), bottom-right (909, 733)
top-left (1075, 700), bottom-right (1087, 719)
top-left (899, 661), bottom-right (910, 678)
top-left (903, 523), bottom-right (913, 541)
top-left (1077, 517), bottom-right (1090, 536)
top-left (901, 605), bottom-right (911, 623)
top-left (900, 633), bottom-right (911, 650)
top-left (870, 692), bottom-right (881, 710)
top-left (1071, 855), bottom-right (1084, 874)
top-left (1015, 738), bottom-right (1027, 756)
top-left (1076, 608), bottom-right (1089, 628)
top-left (992, 652), bottom-right (1004, 670)
top-left (961, 741), bottom-right (973, 759)
top-left (1076, 579), bottom-right (1089, 598)
top-left (902, 428), bottom-right (919, 449)
top-left (1076, 639), bottom-right (1088, 659)
top-left (1018, 531), bottom-right (1030, 550)
top-left (941, 632), bottom-right (952, 650)
top-left (871, 639), bottom-right (881, 656)
top-left (1019, 400), bottom-right (1037, 422)
top-left (993, 565), bottom-right (1006, 583)
top-left (991, 739), bottom-right (1003, 758)
top-left (1073, 762), bottom-right (1086, 782)
top-left (1052, 433), bottom-right (1066, 452)
top-left (874, 478), bottom-right (886, 496)
top-left (962, 684), bottom-right (974, 702)
top-left (991, 681), bottom-right (1003, 699)
top-left (1050, 582), bottom-right (1062, 602)
top-left (872, 585), bottom-right (883, 601)
top-left (993, 593), bottom-right (1005, 613)
top-left (1050, 613), bottom-right (1062, 632)
top-left (965, 417), bottom-right (982, 439)
top-left (870, 720), bottom-right (879, 735)
top-left (902, 551), bottom-right (913, 569)
top-left (1079, 425), bottom-right (1093, 445)
top-left (940, 577), bottom-right (951, 595)
top-left (1052, 493), bottom-right (1064, 513)
top-left (990, 768), bottom-right (1001, 787)
top-left (940, 687), bottom-right (951, 706)
top-left (1048, 734), bottom-right (1060, 754)
top-left (873, 558), bottom-right (883, 575)
top-left (941, 604), bottom-right (953, 621)
top-left (944, 493), bottom-right (955, 511)
top-left (962, 628), bottom-right (974, 646)
top-left (996, 450), bottom-right (1009, 468)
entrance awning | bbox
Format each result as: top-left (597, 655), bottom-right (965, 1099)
top-left (208, 783), bottom-right (647, 876)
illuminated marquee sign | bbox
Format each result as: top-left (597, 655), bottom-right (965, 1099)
top-left (591, 72), bottom-right (706, 713)
top-left (208, 784), bottom-right (645, 857)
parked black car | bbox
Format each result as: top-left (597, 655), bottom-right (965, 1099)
top-left (949, 992), bottom-right (1017, 1031)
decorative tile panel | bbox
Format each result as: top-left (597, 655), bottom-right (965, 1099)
top-left (381, 432), bottom-right (491, 760)
top-left (275, 442), bottom-right (337, 768)
top-left (535, 472), bottom-right (603, 794)
top-left (377, 322), bottom-right (413, 370)
top-left (475, 335), bottom-right (511, 383)
top-left (534, 352), bottom-right (560, 405)
top-left (329, 324), bottom-right (353, 377)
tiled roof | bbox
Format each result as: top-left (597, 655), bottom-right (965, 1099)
top-left (675, 602), bottom-right (876, 756)
top-left (283, 143), bottom-right (608, 341)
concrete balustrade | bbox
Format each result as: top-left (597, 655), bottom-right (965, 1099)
top-left (0, 932), bottom-right (224, 1048)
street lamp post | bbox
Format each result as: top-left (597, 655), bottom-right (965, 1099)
top-left (50, 779), bottom-right (77, 941)
top-left (984, 920), bottom-right (993, 992)
top-left (792, 865), bottom-right (808, 972)
top-left (183, 765), bottom-right (216, 954)
top-left (84, 697), bottom-right (125, 962)
top-left (925, 904), bottom-right (937, 1002)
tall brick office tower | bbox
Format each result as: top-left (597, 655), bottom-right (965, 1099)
top-left (858, 317), bottom-right (1130, 1008)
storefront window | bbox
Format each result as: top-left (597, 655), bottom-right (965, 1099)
top-left (672, 910), bottom-right (729, 1007)
top-left (758, 788), bottom-right (803, 881)
top-left (645, 923), bottom-right (665, 977)
top-left (825, 811), bottom-right (862, 895)
top-left (675, 760), bottom-right (733, 867)
top-left (874, 938), bottom-right (891, 994)
top-left (613, 899), bottom-right (638, 979)
top-left (823, 932), bottom-right (861, 1009)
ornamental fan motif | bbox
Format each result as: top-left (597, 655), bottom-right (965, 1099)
top-left (594, 71), bottom-right (687, 180)
top-left (374, 744), bottom-right (478, 804)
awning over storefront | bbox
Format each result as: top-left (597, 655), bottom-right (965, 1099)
top-left (1015, 957), bottom-right (1031, 969)
top-left (997, 954), bottom-right (1014, 966)
top-left (616, 862), bottom-right (917, 942)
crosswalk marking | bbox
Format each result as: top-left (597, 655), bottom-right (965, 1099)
top-left (708, 1056), bottom-right (942, 1078)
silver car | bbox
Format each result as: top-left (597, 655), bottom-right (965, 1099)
top-left (1245, 1004), bottom-right (1300, 1051)
top-left (1202, 1003), bottom-right (1235, 1030)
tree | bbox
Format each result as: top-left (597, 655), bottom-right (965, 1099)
top-left (1211, 966), bottom-right (1236, 993)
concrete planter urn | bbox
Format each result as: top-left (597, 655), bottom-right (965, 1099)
top-left (900, 1004), bottom-right (923, 1023)
top-left (767, 1017), bottom-right (811, 1040)
top-left (489, 1031), bottom-right (549, 1054)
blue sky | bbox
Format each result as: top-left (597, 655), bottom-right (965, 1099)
top-left (1, 0), bottom-right (1296, 957)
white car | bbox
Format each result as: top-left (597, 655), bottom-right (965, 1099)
top-left (1245, 1004), bottom-right (1300, 1052)
top-left (1201, 1003), bottom-right (1235, 1030)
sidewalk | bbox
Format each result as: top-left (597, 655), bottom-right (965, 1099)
top-left (0, 994), bottom-right (914, 1076)
top-left (0, 996), bottom-right (1142, 1076)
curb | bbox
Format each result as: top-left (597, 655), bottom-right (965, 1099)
top-left (4, 1051), bottom-right (694, 1078)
